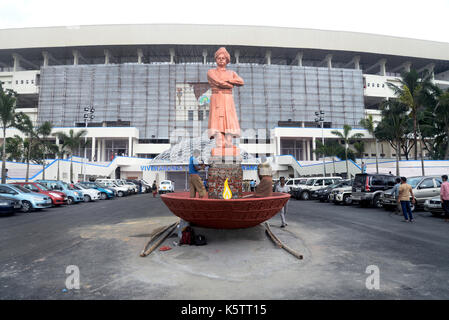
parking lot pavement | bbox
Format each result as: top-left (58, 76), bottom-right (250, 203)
top-left (1, 194), bottom-right (448, 299)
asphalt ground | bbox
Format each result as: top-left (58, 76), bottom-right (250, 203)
top-left (0, 193), bottom-right (448, 299)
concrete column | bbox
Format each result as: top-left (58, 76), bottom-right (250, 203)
top-left (379, 59), bottom-right (387, 76)
top-left (72, 50), bottom-right (79, 65)
top-left (306, 139), bottom-right (310, 161)
top-left (312, 137), bottom-right (317, 161)
top-left (137, 49), bottom-right (144, 64)
top-left (265, 50), bottom-right (271, 65)
top-left (101, 139), bottom-right (106, 162)
top-left (169, 48), bottom-right (175, 64)
top-left (403, 61), bottom-right (411, 72)
top-left (354, 56), bottom-right (360, 70)
top-left (234, 50), bottom-right (240, 64)
top-left (97, 139), bottom-right (102, 162)
top-left (302, 139), bottom-right (306, 161)
top-left (91, 137), bottom-right (96, 161)
top-left (104, 49), bottom-right (111, 64)
top-left (202, 49), bottom-right (207, 64)
top-left (276, 136), bottom-right (281, 156)
top-left (42, 51), bottom-right (49, 67)
top-left (296, 52), bottom-right (303, 67)
top-left (325, 54), bottom-right (333, 68)
top-left (12, 54), bottom-right (20, 72)
top-left (128, 137), bottom-right (132, 156)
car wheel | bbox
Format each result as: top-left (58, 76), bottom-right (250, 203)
top-left (118, 191), bottom-right (124, 197)
top-left (83, 195), bottom-right (91, 202)
top-left (300, 191), bottom-right (310, 201)
top-left (100, 192), bottom-right (107, 200)
top-left (21, 201), bottom-right (33, 213)
top-left (343, 194), bottom-right (352, 205)
top-left (67, 197), bottom-right (74, 205)
top-left (373, 195), bottom-right (382, 208)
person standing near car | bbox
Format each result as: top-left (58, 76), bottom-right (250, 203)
top-left (275, 177), bottom-right (290, 228)
top-left (152, 180), bottom-right (158, 198)
top-left (397, 177), bottom-right (416, 222)
top-left (392, 177), bottom-right (401, 215)
top-left (440, 175), bottom-right (449, 222)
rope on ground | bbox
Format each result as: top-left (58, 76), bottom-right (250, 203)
top-left (264, 222), bottom-right (303, 260)
top-left (140, 220), bottom-right (180, 257)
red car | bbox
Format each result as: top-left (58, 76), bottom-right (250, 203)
top-left (12, 182), bottom-right (67, 206)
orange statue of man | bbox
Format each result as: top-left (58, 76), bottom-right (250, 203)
top-left (207, 47), bottom-right (244, 156)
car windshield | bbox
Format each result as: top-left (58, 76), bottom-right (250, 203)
top-left (115, 181), bottom-right (124, 185)
top-left (76, 184), bottom-right (87, 189)
top-left (14, 185), bottom-right (32, 193)
top-left (35, 183), bottom-right (49, 191)
top-left (161, 181), bottom-right (170, 185)
top-left (408, 177), bottom-right (422, 188)
top-left (298, 179), bottom-right (307, 185)
top-left (306, 179), bottom-right (315, 186)
top-left (61, 182), bottom-right (73, 190)
top-left (328, 183), bottom-right (339, 188)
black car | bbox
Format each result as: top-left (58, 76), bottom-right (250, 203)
top-left (312, 179), bottom-right (353, 202)
top-left (351, 173), bottom-right (397, 208)
top-left (0, 195), bottom-right (21, 216)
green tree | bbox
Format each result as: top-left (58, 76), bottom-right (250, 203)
top-left (36, 121), bottom-right (54, 180)
top-left (53, 129), bottom-right (87, 182)
top-left (15, 114), bottom-right (40, 182)
top-left (353, 141), bottom-right (365, 163)
top-left (359, 114), bottom-right (379, 173)
top-left (374, 100), bottom-right (409, 176)
top-left (387, 69), bottom-right (437, 161)
top-left (331, 124), bottom-right (364, 178)
top-left (0, 84), bottom-right (23, 183)
top-left (314, 140), bottom-right (344, 175)
top-left (3, 135), bottom-right (25, 161)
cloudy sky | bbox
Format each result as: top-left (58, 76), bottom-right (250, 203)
top-left (1, 0), bottom-right (448, 43)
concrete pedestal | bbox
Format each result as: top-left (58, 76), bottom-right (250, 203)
top-left (207, 162), bottom-right (243, 199)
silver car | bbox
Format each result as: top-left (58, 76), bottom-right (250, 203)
top-left (424, 197), bottom-right (443, 216)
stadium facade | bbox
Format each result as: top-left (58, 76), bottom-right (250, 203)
top-left (1, 24), bottom-right (449, 181)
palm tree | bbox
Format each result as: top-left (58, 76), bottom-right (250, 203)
top-left (55, 144), bottom-right (66, 181)
top-left (353, 141), bottom-right (365, 162)
top-left (314, 140), bottom-right (343, 175)
top-left (387, 69), bottom-right (436, 161)
top-left (433, 89), bottom-right (449, 159)
top-left (53, 129), bottom-right (87, 182)
top-left (37, 121), bottom-right (54, 180)
top-left (0, 84), bottom-right (25, 183)
top-left (331, 124), bottom-right (364, 178)
top-left (15, 114), bottom-right (39, 182)
top-left (4, 135), bottom-right (25, 161)
top-left (359, 115), bottom-right (379, 173)
top-left (375, 100), bottom-right (409, 176)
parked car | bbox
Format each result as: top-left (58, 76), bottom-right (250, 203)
top-left (312, 179), bottom-right (352, 202)
top-left (159, 180), bottom-right (175, 194)
top-left (12, 182), bottom-right (67, 206)
top-left (78, 181), bottom-right (115, 200)
top-left (381, 176), bottom-right (442, 212)
top-left (126, 179), bottom-right (151, 193)
top-left (285, 178), bottom-right (308, 190)
top-left (114, 179), bottom-right (136, 194)
top-left (36, 180), bottom-right (83, 205)
top-left (0, 184), bottom-right (52, 212)
top-left (329, 185), bottom-right (353, 205)
top-left (351, 174), bottom-right (397, 208)
top-left (0, 195), bottom-right (21, 215)
top-left (122, 180), bottom-right (139, 194)
top-left (95, 179), bottom-right (129, 197)
top-left (74, 183), bottom-right (101, 202)
top-left (292, 177), bottom-right (342, 200)
top-left (424, 197), bottom-right (444, 216)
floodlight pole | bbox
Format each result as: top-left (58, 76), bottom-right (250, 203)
top-left (315, 110), bottom-right (326, 177)
top-left (82, 106), bottom-right (95, 182)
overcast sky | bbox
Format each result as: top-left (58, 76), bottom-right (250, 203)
top-left (1, 0), bottom-right (448, 43)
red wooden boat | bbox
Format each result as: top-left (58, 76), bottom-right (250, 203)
top-left (161, 192), bottom-right (290, 229)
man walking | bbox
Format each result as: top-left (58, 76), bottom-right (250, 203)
top-left (440, 175), bottom-right (449, 222)
top-left (397, 176), bottom-right (416, 222)
top-left (275, 177), bottom-right (290, 228)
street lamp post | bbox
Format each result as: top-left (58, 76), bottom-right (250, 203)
top-left (83, 106), bottom-right (95, 182)
top-left (315, 111), bottom-right (326, 177)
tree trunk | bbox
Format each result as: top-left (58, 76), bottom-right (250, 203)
top-left (413, 116), bottom-right (418, 160)
top-left (396, 140), bottom-right (400, 176)
top-left (57, 158), bottom-right (60, 180)
top-left (42, 160), bottom-right (45, 180)
top-left (332, 158), bottom-right (336, 175)
top-left (375, 139), bottom-right (379, 174)
top-left (420, 137), bottom-right (425, 176)
top-left (445, 128), bottom-right (449, 160)
top-left (2, 127), bottom-right (6, 183)
top-left (345, 144), bottom-right (349, 179)
top-left (25, 144), bottom-right (30, 182)
top-left (70, 155), bottom-right (73, 182)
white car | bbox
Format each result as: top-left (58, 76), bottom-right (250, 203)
top-left (159, 180), bottom-right (175, 194)
top-left (329, 186), bottom-right (353, 205)
top-left (95, 179), bottom-right (129, 197)
top-left (74, 184), bottom-right (101, 202)
top-left (114, 179), bottom-right (136, 194)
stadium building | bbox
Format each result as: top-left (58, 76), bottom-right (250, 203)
top-left (1, 24), bottom-right (449, 182)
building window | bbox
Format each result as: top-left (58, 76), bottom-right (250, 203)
top-left (188, 110), bottom-right (194, 121)
top-left (198, 110), bottom-right (203, 121)
top-left (21, 80), bottom-right (24, 84)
